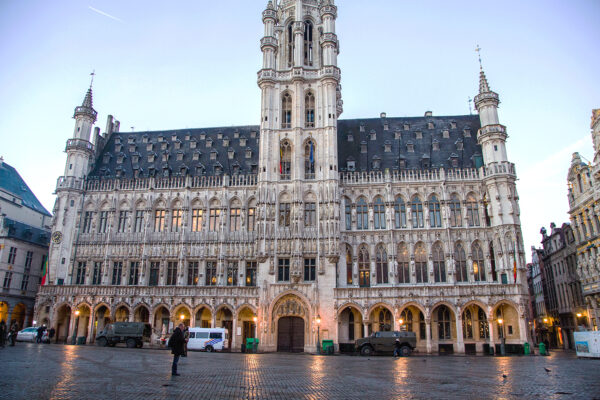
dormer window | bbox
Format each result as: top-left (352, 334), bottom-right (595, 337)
top-left (372, 157), bottom-right (381, 170)
top-left (129, 145), bottom-right (136, 153)
top-left (232, 164), bottom-right (240, 175)
top-left (370, 130), bottom-right (377, 141)
top-left (174, 141), bottom-right (181, 150)
top-left (162, 153), bottom-right (169, 162)
top-left (210, 150), bottom-right (218, 160)
top-left (148, 154), bottom-right (155, 163)
top-left (404, 123), bottom-right (410, 131)
top-left (142, 135), bottom-right (149, 143)
top-left (395, 130), bottom-right (401, 140)
top-left (347, 133), bottom-right (353, 142)
top-left (384, 141), bottom-right (392, 153)
top-left (360, 123), bottom-right (365, 133)
top-left (428, 122), bottom-right (434, 130)
top-left (443, 130), bottom-right (450, 139)
top-left (193, 151), bottom-right (201, 161)
top-left (185, 134), bottom-right (190, 141)
top-left (163, 168), bottom-right (170, 178)
top-left (449, 154), bottom-right (459, 168)
top-left (361, 141), bottom-right (367, 154)
top-left (407, 141), bottom-right (414, 153)
top-left (146, 143), bottom-right (153, 151)
top-left (250, 131), bottom-right (257, 139)
top-left (233, 130), bottom-right (239, 139)
top-left (161, 142), bottom-right (168, 150)
top-left (206, 139), bottom-right (212, 148)
top-left (217, 132), bottom-right (223, 139)
top-left (115, 137), bottom-right (122, 144)
top-left (103, 154), bottom-right (111, 164)
top-left (190, 139), bottom-right (197, 149)
top-left (383, 122), bottom-right (389, 131)
top-left (128, 136), bottom-right (135, 144)
top-left (195, 165), bottom-right (205, 175)
top-left (115, 144), bottom-right (122, 152)
top-left (415, 131), bottom-right (422, 140)
top-left (432, 140), bottom-right (440, 151)
top-left (223, 138), bottom-right (230, 147)
top-left (228, 148), bottom-right (235, 159)
top-left (158, 136), bottom-right (164, 142)
top-left (245, 148), bottom-right (252, 159)
top-left (463, 128), bottom-right (471, 137)
top-left (148, 167), bottom-right (156, 177)
top-left (456, 139), bottom-right (464, 151)
top-left (176, 152), bottom-right (184, 161)
top-left (171, 134), bottom-right (177, 141)
top-left (347, 160), bottom-right (356, 171)
top-left (200, 133), bottom-right (206, 140)
top-left (240, 137), bottom-right (247, 147)
top-left (180, 166), bottom-right (188, 175)
top-left (451, 121), bottom-right (457, 129)
top-left (398, 158), bottom-right (406, 169)
top-left (132, 154), bottom-right (140, 164)
top-left (214, 164), bottom-right (222, 176)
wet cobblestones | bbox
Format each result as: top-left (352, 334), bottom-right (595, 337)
top-left (0, 344), bottom-right (599, 399)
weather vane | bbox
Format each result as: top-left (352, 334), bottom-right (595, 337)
top-left (90, 70), bottom-right (96, 89)
top-left (468, 97), bottom-right (472, 115)
top-left (475, 45), bottom-right (483, 70)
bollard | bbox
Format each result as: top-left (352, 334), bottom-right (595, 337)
top-left (539, 342), bottom-right (546, 356)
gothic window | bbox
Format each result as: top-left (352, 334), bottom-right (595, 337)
top-left (247, 205), bottom-right (256, 232)
top-left (478, 308), bottom-right (490, 338)
top-left (345, 246), bottom-right (353, 285)
top-left (187, 261), bottom-right (199, 285)
top-left (280, 140), bottom-right (291, 180)
top-left (226, 262), bottom-right (238, 286)
top-left (192, 209), bottom-right (203, 232)
top-left (344, 198), bottom-right (352, 230)
top-left (378, 309), bottom-right (392, 331)
top-left (356, 198), bottom-right (368, 230)
top-left (489, 242), bottom-right (497, 281)
top-left (305, 92), bottom-right (315, 128)
top-left (304, 258), bottom-right (316, 281)
top-left (397, 243), bottom-right (410, 284)
top-left (466, 194), bottom-right (480, 227)
top-left (279, 202), bottom-right (291, 227)
top-left (432, 242), bottom-right (446, 283)
top-left (376, 245), bottom-right (389, 284)
top-left (111, 262), bottom-right (123, 285)
top-left (449, 194), bottom-right (462, 227)
top-left (209, 208), bottom-right (221, 231)
top-left (411, 196), bottom-right (424, 228)
top-left (304, 20), bottom-right (314, 66)
top-left (75, 262), bottom-right (86, 285)
top-left (437, 306), bottom-right (451, 340)
top-left (154, 210), bottom-right (166, 232)
top-left (83, 211), bottom-right (93, 233)
top-left (128, 261), bottom-right (140, 286)
top-left (463, 309), bottom-right (473, 339)
top-left (394, 197), bottom-right (407, 228)
top-left (134, 210), bottom-right (144, 232)
top-left (117, 211), bottom-right (128, 233)
top-left (287, 23), bottom-right (294, 67)
top-left (229, 206), bottom-right (241, 232)
top-left (428, 195), bottom-right (442, 228)
top-left (245, 262), bottom-right (257, 286)
top-left (455, 242), bottom-right (468, 282)
top-left (282, 93), bottom-right (292, 129)
top-left (206, 261), bottom-right (217, 286)
top-left (278, 258), bottom-right (290, 282)
top-left (171, 209), bottom-right (182, 232)
top-left (358, 246), bottom-right (370, 287)
top-left (304, 202), bottom-right (316, 227)
top-left (149, 262), bottom-right (160, 286)
top-left (166, 262), bottom-right (177, 285)
top-left (415, 243), bottom-right (428, 283)
top-left (373, 197), bottom-right (386, 229)
top-left (92, 262), bottom-right (102, 285)
top-left (472, 242), bottom-right (486, 282)
top-left (305, 140), bottom-right (315, 179)
top-left (98, 211), bottom-right (109, 233)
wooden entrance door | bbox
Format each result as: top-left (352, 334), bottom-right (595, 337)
top-left (277, 317), bottom-right (305, 352)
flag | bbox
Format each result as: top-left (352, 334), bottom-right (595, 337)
top-left (513, 241), bottom-right (517, 284)
top-left (41, 257), bottom-right (49, 286)
top-left (309, 141), bottom-right (314, 163)
top-left (279, 146), bottom-right (283, 174)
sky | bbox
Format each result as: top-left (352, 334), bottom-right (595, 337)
top-left (0, 0), bottom-right (598, 260)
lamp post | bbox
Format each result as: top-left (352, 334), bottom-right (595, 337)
top-left (72, 310), bottom-right (80, 345)
top-left (398, 318), bottom-right (404, 331)
top-left (498, 317), bottom-right (505, 356)
top-left (253, 316), bottom-right (258, 338)
top-left (316, 315), bottom-right (321, 354)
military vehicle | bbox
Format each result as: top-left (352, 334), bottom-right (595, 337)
top-left (95, 322), bottom-right (152, 348)
top-left (355, 331), bottom-right (417, 356)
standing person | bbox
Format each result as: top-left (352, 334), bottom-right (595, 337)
top-left (48, 327), bottom-right (55, 343)
top-left (0, 320), bottom-right (6, 348)
top-left (168, 323), bottom-right (186, 376)
top-left (393, 338), bottom-right (402, 357)
top-left (36, 325), bottom-right (44, 343)
top-left (8, 322), bottom-right (18, 346)
top-left (182, 326), bottom-right (189, 357)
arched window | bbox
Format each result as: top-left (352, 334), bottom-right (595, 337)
top-left (346, 246), bottom-right (353, 285)
top-left (449, 194), bottom-right (462, 227)
top-left (400, 309), bottom-right (413, 332)
top-left (373, 197), bottom-right (386, 229)
top-left (466, 194), bottom-right (480, 227)
top-left (472, 242), bottom-right (486, 281)
top-left (304, 140), bottom-right (315, 179)
top-left (432, 242), bottom-right (446, 283)
top-left (348, 310), bottom-right (355, 340)
top-left (344, 198), bottom-right (352, 230)
top-left (282, 93), bottom-right (292, 129)
top-left (489, 242), bottom-right (497, 281)
top-left (411, 196), bottom-right (424, 228)
top-left (357, 198), bottom-right (368, 230)
top-left (376, 245), bottom-right (388, 284)
top-left (305, 92), bottom-right (315, 128)
top-left (287, 23), bottom-right (294, 67)
top-left (428, 195), bottom-right (442, 228)
top-left (280, 140), bottom-right (291, 180)
top-left (478, 308), bottom-right (489, 339)
top-left (419, 311), bottom-right (426, 340)
top-left (455, 242), bottom-right (468, 282)
top-left (463, 309), bottom-right (474, 339)
top-left (414, 242), bottom-right (428, 283)
top-left (394, 197), bottom-right (406, 228)
top-left (437, 306), bottom-right (451, 340)
top-left (378, 309), bottom-right (392, 331)
top-left (397, 243), bottom-right (410, 284)
top-left (304, 20), bottom-right (314, 66)
top-left (358, 246), bottom-right (370, 287)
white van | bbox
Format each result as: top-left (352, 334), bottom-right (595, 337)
top-left (187, 328), bottom-right (228, 352)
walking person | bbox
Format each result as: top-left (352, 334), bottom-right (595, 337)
top-left (393, 338), bottom-right (402, 357)
top-left (8, 321), bottom-right (18, 346)
top-left (168, 323), bottom-right (186, 376)
top-left (0, 320), bottom-right (6, 348)
top-left (36, 325), bottom-right (45, 344)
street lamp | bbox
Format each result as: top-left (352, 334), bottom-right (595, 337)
top-left (576, 313), bottom-right (583, 318)
top-left (398, 318), bottom-right (404, 331)
top-left (498, 315), bottom-right (505, 356)
top-left (253, 316), bottom-right (258, 338)
top-left (316, 315), bottom-right (321, 354)
top-left (72, 310), bottom-right (81, 345)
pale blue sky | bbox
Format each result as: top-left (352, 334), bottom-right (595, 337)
top-left (0, 0), bottom-right (598, 258)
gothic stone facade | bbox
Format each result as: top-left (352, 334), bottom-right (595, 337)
top-left (35, 0), bottom-right (528, 354)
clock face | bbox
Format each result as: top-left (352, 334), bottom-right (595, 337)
top-left (51, 231), bottom-right (63, 244)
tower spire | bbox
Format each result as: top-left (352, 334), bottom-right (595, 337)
top-left (475, 45), bottom-right (491, 94)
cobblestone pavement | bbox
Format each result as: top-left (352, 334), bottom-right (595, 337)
top-left (0, 344), bottom-right (599, 400)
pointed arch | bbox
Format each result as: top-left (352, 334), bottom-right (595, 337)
top-left (411, 195), bottom-right (424, 228)
top-left (282, 92), bottom-right (292, 129)
top-left (373, 197), bottom-right (386, 229)
top-left (454, 241), bottom-right (468, 282)
top-left (305, 91), bottom-right (315, 127)
top-left (414, 241), bottom-right (428, 283)
top-left (303, 20), bottom-right (314, 66)
top-left (304, 138), bottom-right (315, 179)
top-left (358, 244), bottom-right (370, 287)
top-left (432, 241), bottom-right (446, 283)
top-left (280, 139), bottom-right (292, 180)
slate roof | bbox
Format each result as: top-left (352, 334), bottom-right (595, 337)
top-left (2, 217), bottom-right (50, 247)
top-left (89, 115), bottom-right (482, 180)
top-left (0, 160), bottom-right (52, 216)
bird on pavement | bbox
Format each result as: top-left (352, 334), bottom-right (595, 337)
top-left (544, 368), bottom-right (551, 373)
top-left (502, 374), bottom-right (507, 379)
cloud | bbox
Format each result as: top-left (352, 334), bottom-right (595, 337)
top-left (89, 6), bottom-right (124, 23)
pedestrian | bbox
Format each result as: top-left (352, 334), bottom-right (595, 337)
top-left (36, 325), bottom-right (44, 344)
top-left (48, 327), bottom-right (55, 343)
top-left (182, 326), bottom-right (189, 357)
top-left (8, 322), bottom-right (18, 346)
top-left (0, 320), bottom-right (6, 348)
top-left (168, 323), bottom-right (186, 376)
top-left (393, 338), bottom-right (401, 357)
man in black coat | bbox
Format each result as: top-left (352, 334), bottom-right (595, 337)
top-left (169, 323), bottom-right (186, 376)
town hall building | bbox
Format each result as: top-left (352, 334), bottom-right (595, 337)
top-left (35, 0), bottom-right (528, 354)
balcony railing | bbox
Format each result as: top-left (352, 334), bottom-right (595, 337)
top-left (85, 174), bottom-right (258, 192)
top-left (38, 284), bottom-right (259, 299)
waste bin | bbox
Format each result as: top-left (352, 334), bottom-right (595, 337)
top-left (539, 342), bottom-right (547, 356)
top-left (76, 336), bottom-right (86, 345)
top-left (524, 342), bottom-right (530, 355)
top-left (321, 340), bottom-right (334, 355)
top-left (245, 338), bottom-right (255, 353)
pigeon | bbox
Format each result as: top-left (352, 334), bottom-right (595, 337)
top-left (544, 368), bottom-right (551, 373)
top-left (502, 374), bottom-right (507, 379)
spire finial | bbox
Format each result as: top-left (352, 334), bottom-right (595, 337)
top-left (475, 44), bottom-right (483, 71)
top-left (89, 70), bottom-right (96, 89)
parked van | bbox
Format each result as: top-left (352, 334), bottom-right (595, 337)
top-left (96, 322), bottom-right (152, 348)
top-left (187, 328), bottom-right (228, 352)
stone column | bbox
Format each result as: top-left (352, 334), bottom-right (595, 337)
top-left (518, 312), bottom-right (528, 343)
top-left (363, 322), bottom-right (368, 337)
top-left (87, 312), bottom-right (96, 344)
top-left (68, 310), bottom-right (77, 342)
top-left (488, 306), bottom-right (496, 352)
top-left (426, 320), bottom-right (432, 354)
top-left (455, 313), bottom-right (464, 354)
top-left (232, 317), bottom-right (238, 352)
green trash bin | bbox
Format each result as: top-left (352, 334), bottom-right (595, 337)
top-left (246, 338), bottom-right (255, 353)
top-left (76, 336), bottom-right (86, 345)
top-left (253, 338), bottom-right (259, 353)
top-left (321, 340), bottom-right (334, 355)
top-left (539, 342), bottom-right (547, 356)
top-left (524, 342), bottom-right (530, 355)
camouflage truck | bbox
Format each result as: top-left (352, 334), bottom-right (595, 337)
top-left (355, 331), bottom-right (417, 356)
top-left (96, 322), bottom-right (152, 348)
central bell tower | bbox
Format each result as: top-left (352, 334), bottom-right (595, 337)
top-left (256, 0), bottom-right (342, 345)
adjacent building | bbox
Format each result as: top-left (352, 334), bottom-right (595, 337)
top-left (35, 0), bottom-right (529, 353)
top-left (568, 109), bottom-right (600, 331)
top-left (0, 157), bottom-right (52, 328)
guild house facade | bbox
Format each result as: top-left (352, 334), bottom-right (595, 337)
top-left (35, 0), bottom-right (528, 354)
